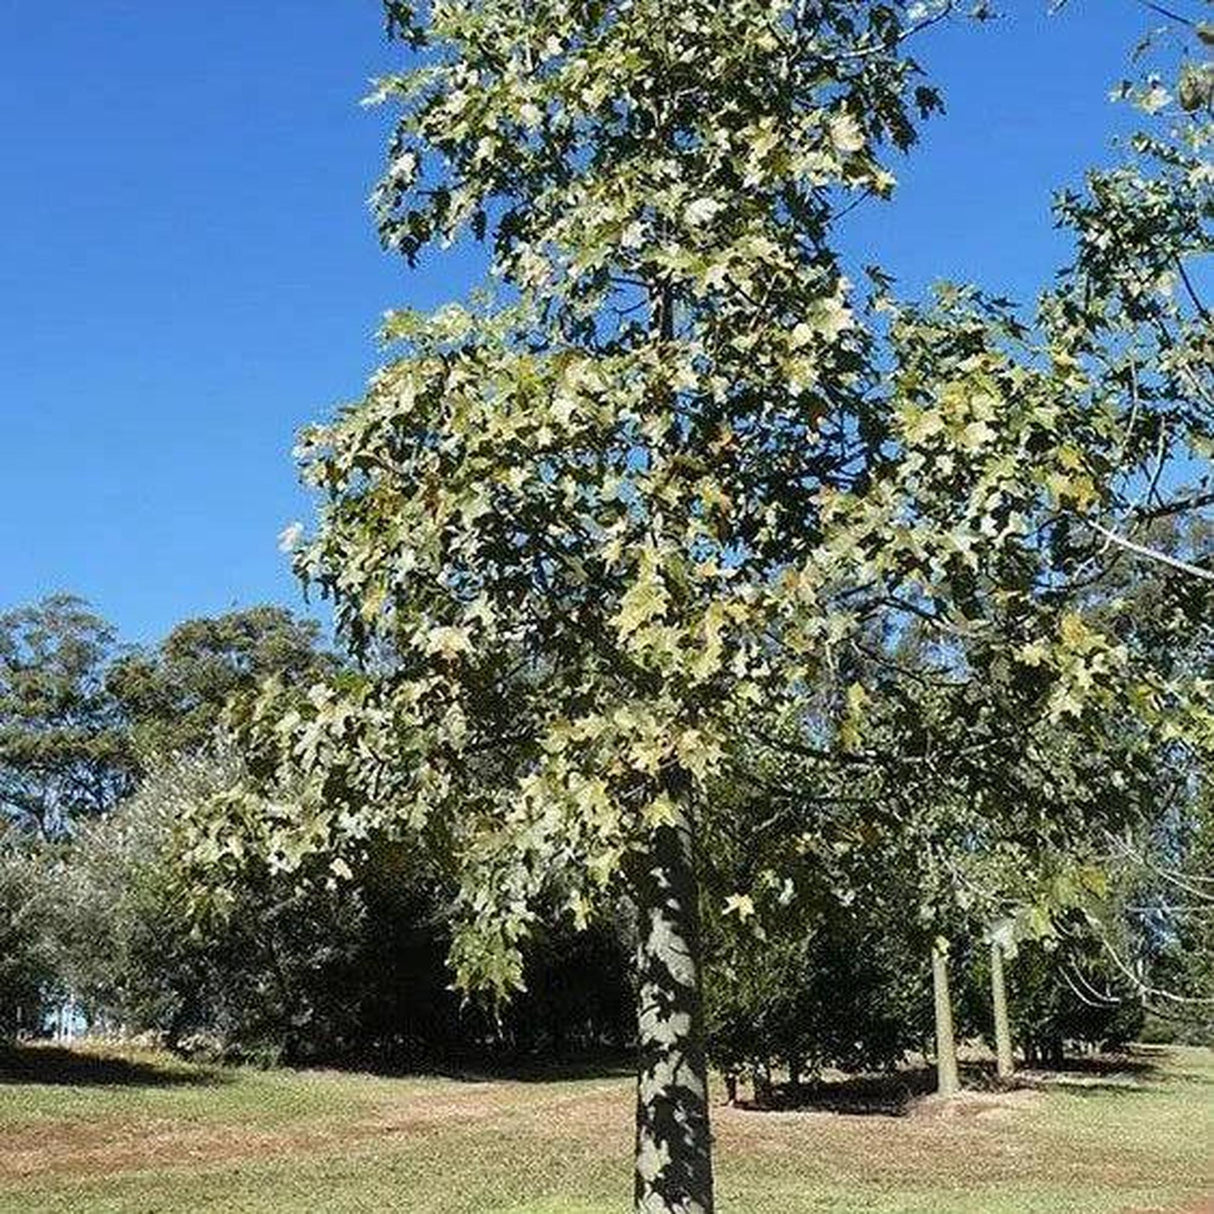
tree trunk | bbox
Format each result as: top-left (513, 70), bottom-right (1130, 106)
top-left (1048, 1036), bottom-right (1064, 1069)
top-left (752, 1063), bottom-right (773, 1108)
top-left (723, 1074), bottom-right (738, 1106)
top-left (931, 937), bottom-right (960, 1098)
top-left (633, 809), bottom-right (714, 1214)
top-left (990, 941), bottom-right (1014, 1080)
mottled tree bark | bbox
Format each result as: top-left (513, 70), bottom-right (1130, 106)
top-left (990, 941), bottom-right (1015, 1080)
top-left (633, 807), bottom-right (714, 1214)
top-left (931, 937), bottom-right (960, 1097)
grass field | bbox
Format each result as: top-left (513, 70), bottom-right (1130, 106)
top-left (0, 1042), bottom-right (1210, 1213)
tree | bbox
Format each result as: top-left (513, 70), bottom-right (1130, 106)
top-left (989, 938), bottom-right (1014, 1078)
top-left (698, 739), bottom-right (937, 1096)
top-left (184, 3), bottom-right (987, 1209)
top-left (186, 4), bottom-right (1209, 1207)
top-left (0, 829), bottom-right (59, 1037)
top-left (0, 595), bottom-right (137, 838)
top-left (930, 937), bottom-right (960, 1095)
top-left (60, 751), bottom-right (433, 1061)
top-left (111, 606), bottom-right (336, 760)
top-left (57, 746), bottom-right (633, 1063)
top-left (1022, 0), bottom-right (1214, 1019)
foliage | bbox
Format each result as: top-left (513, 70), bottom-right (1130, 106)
top-left (1091, 780), bottom-right (1214, 1044)
top-left (705, 898), bottom-right (928, 1086)
top-left (57, 752), bottom-right (364, 1060)
top-left (60, 752), bottom-right (632, 1063)
top-left (0, 831), bottom-right (59, 1037)
top-left (110, 606), bottom-right (336, 760)
top-left (197, 0), bottom-right (991, 997)
top-left (996, 928), bottom-right (1146, 1065)
top-left (0, 595), bottom-right (137, 838)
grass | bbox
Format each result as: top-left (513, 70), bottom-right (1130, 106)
top-left (0, 1041), bottom-right (1210, 1213)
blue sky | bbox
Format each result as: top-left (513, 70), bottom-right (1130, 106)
top-left (0, 1), bottom-right (1162, 645)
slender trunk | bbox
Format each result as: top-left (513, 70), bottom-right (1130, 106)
top-left (931, 937), bottom-right (960, 1097)
top-left (752, 1063), bottom-right (772, 1108)
top-left (633, 809), bottom-right (714, 1214)
top-left (990, 941), bottom-right (1014, 1080)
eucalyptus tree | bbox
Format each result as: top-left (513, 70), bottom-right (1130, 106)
top-left (0, 595), bottom-right (137, 839)
top-left (110, 606), bottom-right (337, 760)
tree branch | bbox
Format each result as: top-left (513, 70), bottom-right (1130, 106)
top-left (1088, 521), bottom-right (1214, 581)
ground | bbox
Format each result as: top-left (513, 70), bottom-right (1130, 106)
top-left (0, 1043), bottom-right (1210, 1213)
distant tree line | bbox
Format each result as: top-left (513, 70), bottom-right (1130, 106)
top-left (1, 594), bottom-right (1206, 1075)
top-left (0, 596), bottom-right (634, 1063)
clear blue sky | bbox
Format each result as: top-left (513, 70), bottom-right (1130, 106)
top-left (0, 1), bottom-right (1159, 645)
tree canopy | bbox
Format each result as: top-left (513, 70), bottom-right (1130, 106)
top-left (170, 4), bottom-right (1214, 1211)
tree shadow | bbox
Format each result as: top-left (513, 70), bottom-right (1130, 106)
top-left (312, 1045), bottom-right (635, 1086)
top-left (1032, 1053), bottom-right (1159, 1079)
top-left (731, 1052), bottom-right (1165, 1116)
top-left (738, 1066), bottom-right (939, 1117)
top-left (451, 1052), bottom-right (635, 1085)
top-left (995, 1051), bottom-right (1163, 1092)
top-left (0, 1043), bottom-right (228, 1088)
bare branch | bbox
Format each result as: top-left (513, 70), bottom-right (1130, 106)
top-left (1176, 257), bottom-right (1210, 322)
top-left (1088, 521), bottom-right (1214, 581)
top-left (1136, 0), bottom-right (1199, 30)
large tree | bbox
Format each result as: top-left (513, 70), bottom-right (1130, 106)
top-left (0, 595), bottom-right (136, 838)
top-left (191, 3), bottom-right (978, 1209)
top-left (187, 4), bottom-right (1210, 1210)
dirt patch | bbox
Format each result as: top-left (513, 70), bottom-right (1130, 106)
top-left (0, 1075), bottom-right (631, 1182)
top-left (911, 1088), bottom-right (1041, 1121)
top-left (1122, 1201), bottom-right (1214, 1214)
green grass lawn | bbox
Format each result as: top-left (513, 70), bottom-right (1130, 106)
top-left (0, 1042), bottom-right (1210, 1213)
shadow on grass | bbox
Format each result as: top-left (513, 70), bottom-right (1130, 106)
top-left (1006, 1049), bottom-right (1165, 1094)
top-left (732, 1050), bottom-right (1173, 1116)
top-left (737, 1066), bottom-right (939, 1117)
top-left (1128, 1045), bottom-right (1214, 1086)
top-left (453, 1053), bottom-right (635, 1085)
top-left (0, 1043), bottom-right (228, 1089)
top-left (1037, 1052), bottom-right (1159, 1079)
top-left (319, 1046), bottom-right (635, 1086)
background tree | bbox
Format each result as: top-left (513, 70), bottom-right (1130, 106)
top-left (111, 606), bottom-right (336, 759)
top-left (0, 828), bottom-right (59, 1036)
top-left (0, 595), bottom-right (136, 838)
top-left (58, 747), bottom-right (633, 1064)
